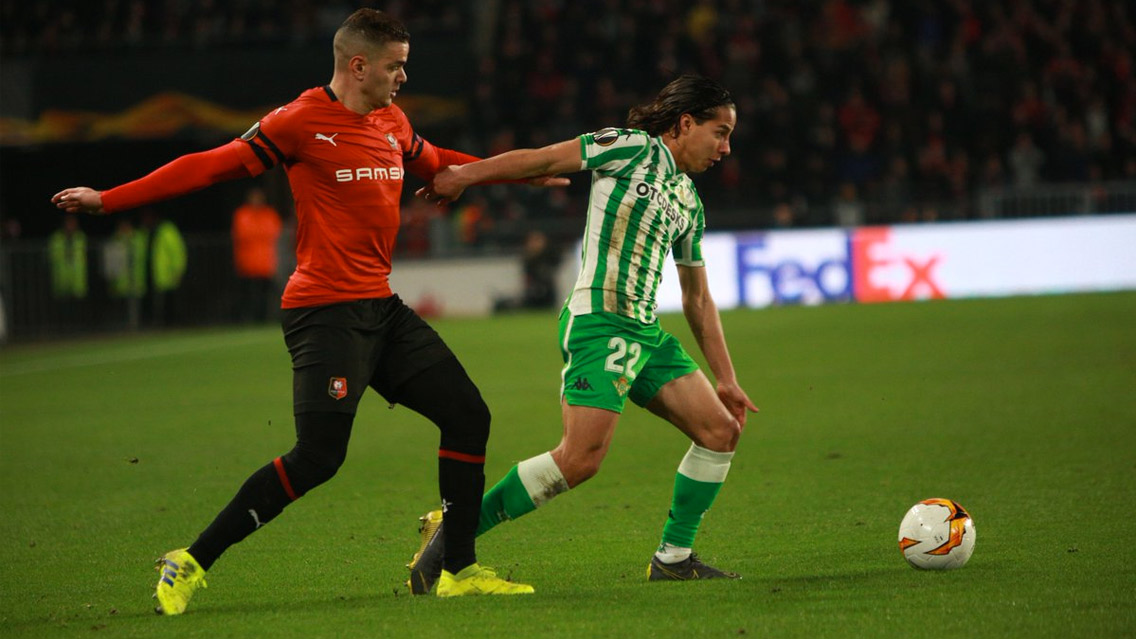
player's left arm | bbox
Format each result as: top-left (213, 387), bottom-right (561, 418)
top-left (403, 135), bottom-right (570, 192)
top-left (401, 133), bottom-right (480, 181)
top-left (417, 138), bottom-right (581, 204)
top-left (676, 264), bottom-right (759, 425)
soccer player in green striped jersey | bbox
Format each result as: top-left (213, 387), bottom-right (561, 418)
top-left (408, 75), bottom-right (757, 590)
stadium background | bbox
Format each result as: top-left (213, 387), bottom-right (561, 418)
top-left (1, 4), bottom-right (1134, 637)
top-left (0, 0), bottom-right (1134, 339)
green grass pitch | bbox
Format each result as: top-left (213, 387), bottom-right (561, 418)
top-left (1, 292), bottom-right (1134, 638)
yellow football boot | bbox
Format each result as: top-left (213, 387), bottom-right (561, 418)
top-left (435, 563), bottom-right (534, 597)
top-left (154, 548), bottom-right (207, 615)
top-left (406, 509), bottom-right (445, 595)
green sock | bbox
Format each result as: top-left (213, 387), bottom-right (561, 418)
top-left (477, 465), bottom-right (537, 536)
top-left (660, 472), bottom-right (724, 549)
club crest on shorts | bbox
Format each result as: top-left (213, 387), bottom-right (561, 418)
top-left (328, 377), bottom-right (348, 400)
top-left (612, 376), bottom-right (631, 397)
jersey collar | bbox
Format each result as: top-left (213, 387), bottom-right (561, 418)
top-left (323, 85), bottom-right (339, 102)
top-left (655, 136), bottom-right (679, 177)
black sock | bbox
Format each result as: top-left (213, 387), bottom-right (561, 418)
top-left (188, 461), bottom-right (290, 571)
top-left (439, 456), bottom-right (485, 573)
top-left (390, 358), bottom-right (492, 575)
top-left (187, 412), bottom-right (352, 571)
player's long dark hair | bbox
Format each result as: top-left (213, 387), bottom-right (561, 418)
top-left (627, 75), bottom-right (734, 137)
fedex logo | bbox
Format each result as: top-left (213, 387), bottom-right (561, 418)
top-left (850, 227), bottom-right (944, 302)
top-left (733, 228), bottom-right (945, 308)
top-left (736, 232), bottom-right (851, 306)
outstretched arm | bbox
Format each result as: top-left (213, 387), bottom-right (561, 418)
top-left (52, 139), bottom-right (253, 215)
top-left (677, 264), bottom-right (759, 426)
top-left (417, 138), bottom-right (582, 204)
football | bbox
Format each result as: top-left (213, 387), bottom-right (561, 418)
top-left (897, 498), bottom-right (976, 570)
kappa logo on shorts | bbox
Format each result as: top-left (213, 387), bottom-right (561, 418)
top-left (328, 377), bottom-right (348, 400)
top-left (570, 377), bottom-right (593, 391)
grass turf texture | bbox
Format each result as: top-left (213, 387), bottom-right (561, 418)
top-left (1, 292), bottom-right (1133, 638)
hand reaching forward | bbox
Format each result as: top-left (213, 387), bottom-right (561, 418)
top-left (51, 187), bottom-right (106, 215)
top-left (716, 380), bottom-right (759, 428)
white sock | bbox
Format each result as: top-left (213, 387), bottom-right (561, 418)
top-left (655, 542), bottom-right (692, 564)
top-left (677, 443), bottom-right (734, 483)
top-left (516, 451), bottom-right (569, 507)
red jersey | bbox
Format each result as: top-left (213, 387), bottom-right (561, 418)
top-left (237, 87), bottom-right (420, 307)
top-left (99, 85), bottom-right (480, 308)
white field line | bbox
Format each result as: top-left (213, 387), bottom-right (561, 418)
top-left (0, 332), bottom-right (279, 378)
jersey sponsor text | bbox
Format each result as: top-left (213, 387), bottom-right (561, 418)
top-left (335, 166), bottom-right (405, 182)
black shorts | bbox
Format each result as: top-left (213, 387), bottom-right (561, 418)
top-left (281, 295), bottom-right (455, 415)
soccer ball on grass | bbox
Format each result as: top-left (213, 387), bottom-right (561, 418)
top-left (897, 498), bottom-right (976, 570)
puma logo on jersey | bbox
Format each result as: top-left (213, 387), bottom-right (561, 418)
top-left (315, 133), bottom-right (339, 146)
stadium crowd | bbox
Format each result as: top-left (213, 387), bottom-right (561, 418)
top-left (4, 0), bottom-right (1135, 228)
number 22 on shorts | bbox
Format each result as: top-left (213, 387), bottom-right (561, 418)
top-left (604, 337), bottom-right (641, 380)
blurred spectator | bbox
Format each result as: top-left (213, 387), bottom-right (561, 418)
top-left (397, 198), bottom-right (438, 257)
top-left (48, 214), bottom-right (87, 301)
top-left (837, 86), bottom-right (882, 156)
top-left (6, 0), bottom-right (1136, 228)
top-left (833, 182), bottom-right (866, 227)
top-left (103, 218), bottom-right (144, 329)
top-left (494, 230), bottom-right (562, 312)
top-left (879, 155), bottom-right (914, 222)
top-left (452, 195), bottom-right (494, 249)
top-left (1008, 131), bottom-right (1046, 187)
top-left (771, 201), bottom-right (797, 228)
top-left (231, 187), bottom-right (283, 323)
top-left (138, 209), bottom-right (187, 327)
top-left (48, 214), bottom-right (88, 330)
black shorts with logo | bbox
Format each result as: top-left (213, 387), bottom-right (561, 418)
top-left (281, 295), bottom-right (455, 415)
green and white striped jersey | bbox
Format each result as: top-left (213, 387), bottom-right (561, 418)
top-left (566, 127), bottom-right (705, 324)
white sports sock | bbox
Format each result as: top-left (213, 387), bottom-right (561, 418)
top-left (655, 543), bottom-right (692, 564)
top-left (516, 451), bottom-right (569, 507)
top-left (677, 443), bottom-right (734, 483)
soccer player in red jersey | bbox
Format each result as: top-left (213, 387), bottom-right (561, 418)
top-left (53, 9), bottom-right (554, 611)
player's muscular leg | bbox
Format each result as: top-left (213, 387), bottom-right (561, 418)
top-left (647, 370), bottom-right (740, 452)
top-left (550, 404), bottom-right (620, 487)
top-left (282, 413), bottom-right (353, 492)
top-left (394, 357), bottom-right (491, 455)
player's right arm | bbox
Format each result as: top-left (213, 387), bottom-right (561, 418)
top-left (52, 95), bottom-right (302, 216)
top-left (418, 138), bottom-right (583, 204)
top-left (52, 140), bottom-right (255, 215)
top-left (52, 139), bottom-right (255, 213)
